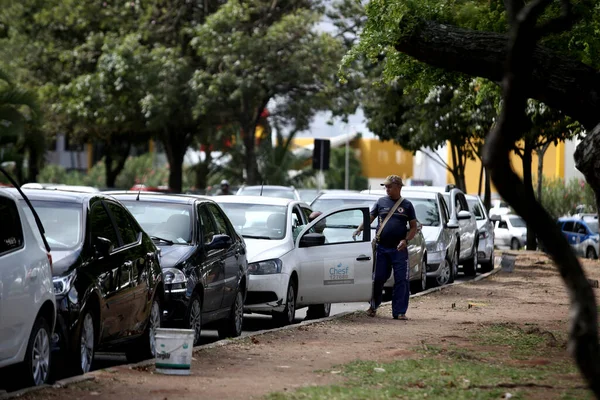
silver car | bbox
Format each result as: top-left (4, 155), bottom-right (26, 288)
top-left (466, 194), bottom-right (495, 272)
top-left (310, 192), bottom-right (428, 295)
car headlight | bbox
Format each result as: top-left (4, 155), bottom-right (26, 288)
top-left (53, 272), bottom-right (76, 296)
top-left (163, 268), bottom-right (187, 285)
top-left (248, 259), bottom-right (282, 275)
top-left (426, 241), bottom-right (445, 253)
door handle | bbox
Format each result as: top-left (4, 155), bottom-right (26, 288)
top-left (356, 255), bottom-right (371, 261)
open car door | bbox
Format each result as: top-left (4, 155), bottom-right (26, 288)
top-left (294, 206), bottom-right (373, 304)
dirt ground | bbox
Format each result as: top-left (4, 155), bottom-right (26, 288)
top-left (7, 251), bottom-right (600, 400)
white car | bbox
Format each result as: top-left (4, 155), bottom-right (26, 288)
top-left (214, 195), bottom-right (373, 324)
top-left (494, 214), bottom-right (527, 249)
top-left (0, 189), bottom-right (55, 386)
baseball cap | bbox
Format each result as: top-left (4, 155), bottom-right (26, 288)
top-left (220, 179), bottom-right (230, 186)
top-left (380, 175), bottom-right (403, 186)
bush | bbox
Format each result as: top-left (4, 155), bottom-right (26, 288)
top-left (115, 154), bottom-right (169, 189)
top-left (538, 177), bottom-right (597, 219)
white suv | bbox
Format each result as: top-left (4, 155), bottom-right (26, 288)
top-left (0, 189), bottom-right (55, 386)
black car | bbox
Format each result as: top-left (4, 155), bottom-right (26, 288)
top-left (112, 193), bottom-right (248, 345)
top-left (11, 189), bottom-right (164, 374)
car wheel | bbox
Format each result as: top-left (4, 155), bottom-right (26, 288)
top-left (411, 257), bottom-right (427, 293)
top-left (586, 247), bottom-right (598, 259)
top-left (448, 249), bottom-right (458, 284)
top-left (72, 311), bottom-right (95, 374)
top-left (218, 290), bottom-right (244, 339)
top-left (273, 281), bottom-right (296, 326)
top-left (480, 250), bottom-right (494, 273)
top-left (510, 238), bottom-right (520, 250)
top-left (23, 316), bottom-right (51, 386)
top-left (186, 293), bottom-right (203, 346)
top-left (306, 303), bottom-right (331, 320)
top-left (433, 258), bottom-right (451, 287)
top-left (126, 296), bottom-right (162, 363)
top-left (463, 246), bottom-right (478, 277)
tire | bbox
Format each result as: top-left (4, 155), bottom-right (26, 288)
top-left (273, 281), bottom-right (296, 326)
top-left (480, 250), bottom-right (495, 273)
top-left (463, 245), bottom-right (478, 277)
top-left (410, 256), bottom-right (427, 293)
top-left (185, 293), bottom-right (203, 346)
top-left (510, 238), bottom-right (520, 250)
top-left (126, 296), bottom-right (162, 363)
top-left (448, 249), bottom-right (458, 284)
top-left (218, 290), bottom-right (244, 339)
top-left (431, 257), bottom-right (451, 287)
top-left (306, 303), bottom-right (331, 320)
top-left (22, 316), bottom-right (51, 386)
top-left (586, 247), bottom-right (598, 259)
top-left (71, 311), bottom-right (95, 375)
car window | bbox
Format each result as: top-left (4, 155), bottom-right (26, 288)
top-left (207, 203), bottom-right (230, 236)
top-left (123, 201), bottom-right (192, 244)
top-left (90, 203), bottom-right (119, 247)
top-left (198, 205), bottom-right (218, 244)
top-left (300, 206), bottom-right (312, 223)
top-left (106, 202), bottom-right (139, 246)
top-left (509, 216), bottom-right (526, 228)
top-left (439, 196), bottom-right (450, 224)
top-left (0, 196), bottom-right (24, 255)
top-left (562, 221), bottom-right (574, 232)
top-left (574, 222), bottom-right (587, 235)
top-left (22, 200), bottom-right (83, 250)
top-left (587, 221), bottom-right (598, 234)
top-left (498, 220), bottom-right (508, 229)
top-left (305, 208), bottom-right (365, 244)
top-left (467, 199), bottom-right (485, 220)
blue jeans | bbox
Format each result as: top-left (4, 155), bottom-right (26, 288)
top-left (371, 244), bottom-right (409, 317)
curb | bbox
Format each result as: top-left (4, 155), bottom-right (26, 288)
top-left (1, 259), bottom-right (506, 399)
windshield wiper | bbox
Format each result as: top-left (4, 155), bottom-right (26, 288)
top-left (151, 236), bottom-right (174, 245)
top-left (242, 235), bottom-right (272, 240)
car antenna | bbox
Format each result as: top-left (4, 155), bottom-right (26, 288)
top-left (0, 167), bottom-right (51, 253)
top-left (260, 181), bottom-right (264, 196)
top-left (136, 173), bottom-right (148, 201)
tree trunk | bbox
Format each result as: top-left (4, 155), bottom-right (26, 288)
top-left (536, 142), bottom-right (551, 201)
top-left (163, 131), bottom-right (188, 193)
top-left (575, 124), bottom-right (600, 219)
top-left (27, 145), bottom-right (41, 183)
top-left (484, 167), bottom-right (491, 211)
top-left (393, 19), bottom-right (600, 129)
top-left (104, 141), bottom-right (131, 188)
top-left (477, 160), bottom-right (484, 197)
top-left (194, 149), bottom-right (211, 192)
top-left (522, 141), bottom-right (537, 250)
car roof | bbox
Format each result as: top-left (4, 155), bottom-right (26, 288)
top-left (238, 185), bottom-right (295, 190)
top-left (402, 190), bottom-right (438, 200)
top-left (1, 187), bottom-right (106, 204)
top-left (111, 192), bottom-right (213, 205)
top-left (312, 192), bottom-right (380, 201)
top-left (213, 195), bottom-right (298, 206)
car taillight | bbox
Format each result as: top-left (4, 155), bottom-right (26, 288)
top-left (47, 253), bottom-right (53, 274)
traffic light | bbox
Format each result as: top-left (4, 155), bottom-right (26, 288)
top-left (312, 139), bottom-right (331, 170)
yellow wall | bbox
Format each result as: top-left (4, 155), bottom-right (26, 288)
top-left (291, 138), bottom-right (413, 180)
top-left (449, 141), bottom-right (565, 194)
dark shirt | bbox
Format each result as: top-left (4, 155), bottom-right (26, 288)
top-left (370, 196), bottom-right (416, 248)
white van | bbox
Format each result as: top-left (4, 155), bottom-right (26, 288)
top-left (0, 189), bottom-right (55, 386)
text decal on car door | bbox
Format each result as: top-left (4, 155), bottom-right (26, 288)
top-left (324, 263), bottom-right (354, 285)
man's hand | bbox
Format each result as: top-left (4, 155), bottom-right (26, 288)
top-left (397, 239), bottom-right (408, 251)
top-left (352, 229), bottom-right (362, 241)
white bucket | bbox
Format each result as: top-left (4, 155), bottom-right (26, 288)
top-left (154, 328), bottom-right (195, 375)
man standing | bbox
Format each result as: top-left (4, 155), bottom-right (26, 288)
top-left (216, 179), bottom-right (233, 195)
top-left (352, 175), bottom-right (417, 320)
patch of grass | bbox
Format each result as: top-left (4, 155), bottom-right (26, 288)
top-left (476, 323), bottom-right (561, 358)
top-left (265, 355), bottom-right (587, 400)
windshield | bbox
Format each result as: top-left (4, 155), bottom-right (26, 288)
top-left (467, 199), bottom-right (485, 220)
top-left (509, 216), bottom-right (526, 228)
top-left (407, 198), bottom-right (440, 226)
top-left (122, 201), bottom-right (193, 244)
top-left (218, 203), bottom-right (288, 240)
top-left (312, 198), bottom-right (378, 228)
top-left (21, 200), bottom-right (83, 250)
top-left (238, 187), bottom-right (295, 199)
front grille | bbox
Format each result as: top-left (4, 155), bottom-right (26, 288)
top-left (245, 291), bottom-right (278, 305)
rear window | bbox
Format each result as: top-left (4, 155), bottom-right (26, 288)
top-left (22, 200), bottom-right (83, 250)
top-left (0, 196), bottom-right (24, 255)
top-left (408, 198), bottom-right (440, 226)
top-left (122, 201), bottom-right (192, 244)
top-left (467, 199), bottom-right (485, 221)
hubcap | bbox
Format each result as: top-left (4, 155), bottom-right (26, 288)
top-left (149, 301), bottom-right (160, 357)
top-left (80, 313), bottom-right (94, 373)
top-left (31, 327), bottom-right (50, 385)
top-left (421, 260), bottom-right (427, 290)
top-left (189, 299), bottom-right (202, 344)
top-left (437, 260), bottom-right (450, 285)
top-left (286, 285), bottom-right (295, 322)
top-left (473, 249), bottom-right (478, 270)
top-left (234, 293), bottom-right (244, 334)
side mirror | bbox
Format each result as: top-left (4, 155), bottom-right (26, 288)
top-left (299, 233), bottom-right (326, 248)
top-left (457, 210), bottom-right (472, 220)
top-left (446, 220), bottom-right (459, 229)
top-left (94, 236), bottom-right (114, 257)
top-left (207, 234), bottom-right (232, 250)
